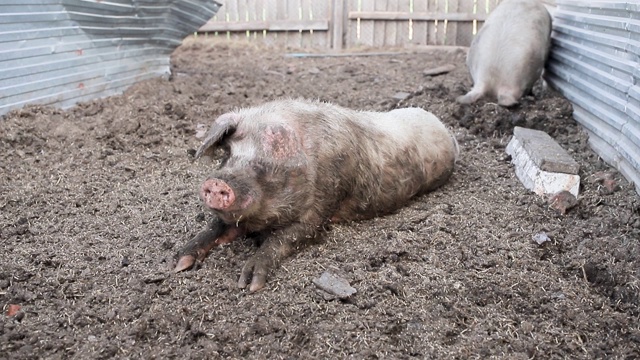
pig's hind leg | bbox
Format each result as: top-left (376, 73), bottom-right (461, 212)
top-left (238, 222), bottom-right (320, 292)
top-left (174, 218), bottom-right (243, 272)
top-left (456, 84), bottom-right (486, 105)
top-left (496, 85), bottom-right (524, 107)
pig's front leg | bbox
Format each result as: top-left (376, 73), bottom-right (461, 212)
top-left (238, 223), bottom-right (319, 292)
top-left (174, 217), bottom-right (243, 272)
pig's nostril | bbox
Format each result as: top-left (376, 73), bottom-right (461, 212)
top-left (201, 179), bottom-right (235, 210)
top-left (200, 179), bottom-right (236, 210)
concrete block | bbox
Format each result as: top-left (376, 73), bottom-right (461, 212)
top-left (506, 127), bottom-right (580, 197)
top-left (392, 92), bottom-right (411, 101)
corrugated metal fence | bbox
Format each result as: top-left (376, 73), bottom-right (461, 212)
top-left (546, 0), bottom-right (640, 194)
top-left (0, 0), bottom-right (220, 116)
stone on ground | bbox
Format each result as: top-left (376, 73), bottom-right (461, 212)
top-left (506, 126), bottom-right (580, 197)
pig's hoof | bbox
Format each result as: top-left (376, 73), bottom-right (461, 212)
top-left (456, 94), bottom-right (479, 105)
top-left (238, 256), bottom-right (269, 292)
top-left (497, 95), bottom-right (518, 107)
top-left (455, 95), bottom-right (470, 104)
top-left (174, 255), bottom-right (196, 272)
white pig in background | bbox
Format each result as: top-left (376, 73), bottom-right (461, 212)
top-left (456, 0), bottom-right (552, 107)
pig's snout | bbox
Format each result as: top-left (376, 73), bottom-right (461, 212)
top-left (201, 179), bottom-right (235, 210)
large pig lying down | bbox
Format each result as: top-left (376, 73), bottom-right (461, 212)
top-left (174, 99), bottom-right (459, 292)
top-left (456, 0), bottom-right (552, 107)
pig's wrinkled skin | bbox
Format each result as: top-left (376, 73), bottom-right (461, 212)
top-left (456, 0), bottom-right (552, 107)
top-left (175, 99), bottom-right (459, 292)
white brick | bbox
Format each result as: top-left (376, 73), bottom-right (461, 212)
top-left (506, 136), bottom-right (580, 197)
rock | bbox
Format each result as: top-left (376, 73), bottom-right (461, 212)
top-left (590, 171), bottom-right (620, 194)
top-left (312, 271), bottom-right (356, 299)
top-left (392, 92), bottom-right (411, 101)
top-left (548, 190), bottom-right (578, 215)
top-left (532, 232), bottom-right (551, 245)
top-left (423, 64), bottom-right (456, 76)
top-left (506, 126), bottom-right (580, 197)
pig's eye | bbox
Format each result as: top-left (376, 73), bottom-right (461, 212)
top-left (252, 162), bottom-right (267, 176)
top-left (212, 145), bottom-right (232, 168)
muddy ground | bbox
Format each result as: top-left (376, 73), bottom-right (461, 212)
top-left (1, 40), bottom-right (639, 359)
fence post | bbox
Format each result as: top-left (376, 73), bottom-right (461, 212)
top-left (331, 0), bottom-right (345, 49)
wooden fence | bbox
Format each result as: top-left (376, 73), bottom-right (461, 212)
top-left (198, 0), bottom-right (523, 49)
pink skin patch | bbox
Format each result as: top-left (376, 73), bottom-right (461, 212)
top-left (239, 195), bottom-right (254, 210)
top-left (201, 179), bottom-right (235, 210)
top-left (263, 125), bottom-right (298, 159)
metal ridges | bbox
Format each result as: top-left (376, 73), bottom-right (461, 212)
top-left (546, 0), bottom-right (640, 194)
top-left (0, 0), bottom-right (221, 116)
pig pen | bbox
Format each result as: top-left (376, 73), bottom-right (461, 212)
top-left (1, 41), bottom-right (639, 359)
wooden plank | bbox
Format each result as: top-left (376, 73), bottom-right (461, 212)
top-left (274, 0), bottom-right (289, 47)
top-left (300, 0), bottom-right (312, 48)
top-left (396, 0), bottom-right (410, 45)
top-left (310, 0), bottom-right (329, 48)
top-left (331, 0), bottom-right (345, 49)
top-left (373, 0), bottom-right (387, 47)
top-left (237, 0), bottom-right (249, 41)
top-left (256, 0), bottom-right (266, 41)
top-left (384, 0), bottom-right (399, 46)
top-left (436, 0), bottom-right (448, 45)
top-left (346, 0), bottom-right (359, 47)
top-left (226, 0), bottom-right (242, 42)
top-left (427, 0), bottom-right (437, 45)
top-left (287, 0), bottom-right (302, 48)
top-left (200, 19), bottom-right (330, 32)
top-left (446, 0), bottom-right (460, 45)
top-left (212, 0), bottom-right (229, 39)
top-left (238, 0), bottom-right (248, 21)
top-left (258, 0), bottom-right (275, 46)
top-left (412, 0), bottom-right (427, 45)
top-left (247, 0), bottom-right (258, 39)
top-left (456, 0), bottom-right (475, 46)
top-left (348, 10), bottom-right (489, 21)
top-left (359, 0), bottom-right (375, 46)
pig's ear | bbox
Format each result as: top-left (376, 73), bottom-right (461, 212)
top-left (195, 113), bottom-right (239, 159)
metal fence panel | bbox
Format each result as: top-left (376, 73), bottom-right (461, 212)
top-left (0, 0), bottom-right (221, 116)
top-left (546, 0), bottom-right (640, 194)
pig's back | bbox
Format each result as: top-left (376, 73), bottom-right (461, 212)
top-left (469, 0), bottom-right (551, 87)
top-left (364, 108), bottom-right (451, 148)
top-left (246, 99), bottom-right (457, 221)
top-left (362, 107), bottom-right (458, 187)
top-left (327, 106), bottom-right (457, 221)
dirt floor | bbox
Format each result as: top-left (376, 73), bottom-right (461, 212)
top-left (1, 39), bottom-right (639, 359)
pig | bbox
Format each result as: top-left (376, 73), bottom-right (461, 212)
top-left (456, 0), bottom-right (552, 107)
top-left (174, 99), bottom-right (459, 292)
